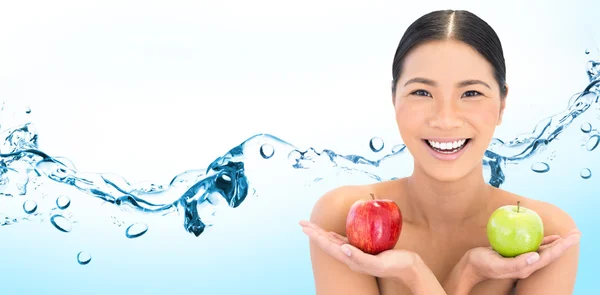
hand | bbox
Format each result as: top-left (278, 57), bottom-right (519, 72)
top-left (465, 229), bottom-right (582, 282)
top-left (299, 220), bottom-right (420, 280)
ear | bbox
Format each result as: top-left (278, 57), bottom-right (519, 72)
top-left (497, 84), bottom-right (508, 125)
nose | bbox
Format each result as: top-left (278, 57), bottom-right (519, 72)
top-left (428, 100), bottom-right (464, 130)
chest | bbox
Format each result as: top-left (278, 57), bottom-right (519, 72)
top-left (378, 277), bottom-right (515, 295)
top-left (377, 224), bottom-right (516, 295)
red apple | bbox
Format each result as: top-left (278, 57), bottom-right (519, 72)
top-left (345, 193), bottom-right (403, 255)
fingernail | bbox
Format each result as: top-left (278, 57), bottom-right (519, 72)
top-left (526, 253), bottom-right (540, 265)
top-left (341, 245), bottom-right (352, 257)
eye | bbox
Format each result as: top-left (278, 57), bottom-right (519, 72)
top-left (462, 90), bottom-right (482, 98)
top-left (410, 90), bottom-right (432, 97)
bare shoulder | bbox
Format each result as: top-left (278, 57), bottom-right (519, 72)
top-left (493, 188), bottom-right (578, 235)
top-left (495, 187), bottom-right (581, 293)
top-left (308, 184), bottom-right (383, 295)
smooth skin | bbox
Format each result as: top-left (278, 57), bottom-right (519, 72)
top-left (301, 40), bottom-right (581, 295)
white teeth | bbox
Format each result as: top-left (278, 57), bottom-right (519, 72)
top-left (427, 139), bottom-right (467, 151)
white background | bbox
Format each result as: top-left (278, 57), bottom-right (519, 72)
top-left (1, 0), bottom-right (598, 184)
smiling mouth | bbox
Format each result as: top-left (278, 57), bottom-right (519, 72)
top-left (424, 138), bottom-right (471, 154)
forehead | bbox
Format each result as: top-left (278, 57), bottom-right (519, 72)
top-left (400, 39), bottom-right (496, 85)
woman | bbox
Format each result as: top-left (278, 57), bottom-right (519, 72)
top-left (299, 9), bottom-right (582, 295)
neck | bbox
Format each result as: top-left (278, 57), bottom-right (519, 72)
top-left (404, 164), bottom-right (492, 228)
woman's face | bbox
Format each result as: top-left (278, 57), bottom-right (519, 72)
top-left (393, 39), bottom-right (507, 182)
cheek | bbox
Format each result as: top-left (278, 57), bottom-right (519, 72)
top-left (471, 104), bottom-right (501, 134)
top-left (394, 103), bottom-right (421, 135)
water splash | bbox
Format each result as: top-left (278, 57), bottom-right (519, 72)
top-left (392, 144), bottom-right (406, 153)
top-left (0, 53), bottom-right (599, 243)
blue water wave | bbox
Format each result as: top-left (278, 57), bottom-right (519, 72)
top-left (1, 55), bottom-right (599, 240)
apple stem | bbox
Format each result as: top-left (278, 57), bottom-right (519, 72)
top-left (370, 193), bottom-right (376, 200)
top-left (517, 201), bottom-right (520, 213)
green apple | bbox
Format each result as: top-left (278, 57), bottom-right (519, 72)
top-left (486, 201), bottom-right (544, 258)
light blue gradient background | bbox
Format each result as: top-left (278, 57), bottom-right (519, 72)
top-left (0, 0), bottom-right (598, 294)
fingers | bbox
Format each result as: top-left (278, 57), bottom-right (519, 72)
top-left (539, 229), bottom-right (580, 250)
top-left (299, 220), bottom-right (347, 245)
top-left (340, 244), bottom-right (384, 274)
top-left (302, 227), bottom-right (351, 262)
top-left (520, 231), bottom-right (581, 276)
top-left (299, 220), bottom-right (322, 231)
top-left (302, 226), bottom-right (377, 274)
top-left (299, 221), bottom-right (333, 241)
top-left (565, 228), bottom-right (582, 236)
top-left (299, 220), bottom-right (332, 236)
top-left (497, 230), bottom-right (581, 279)
top-left (300, 220), bottom-right (384, 275)
top-left (300, 220), bottom-right (352, 262)
top-left (298, 220), bottom-right (311, 227)
top-left (541, 235), bottom-right (561, 246)
top-left (495, 252), bottom-right (541, 278)
top-left (329, 231), bottom-right (349, 244)
top-left (538, 235), bottom-right (561, 251)
top-left (538, 231), bottom-right (581, 263)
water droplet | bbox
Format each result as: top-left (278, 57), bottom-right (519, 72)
top-left (369, 137), bottom-right (385, 152)
top-left (581, 122), bottom-right (592, 133)
top-left (22, 200), bottom-right (37, 214)
top-left (288, 150), bottom-right (301, 161)
top-left (56, 195), bottom-right (71, 209)
top-left (77, 251), bottom-right (91, 265)
top-left (259, 144), bottom-right (274, 159)
top-left (50, 215), bottom-right (72, 232)
top-left (585, 48), bottom-right (590, 55)
top-left (391, 144), bottom-right (406, 153)
top-left (586, 135), bottom-right (599, 151)
top-left (531, 162), bottom-right (550, 173)
top-left (580, 168), bottom-right (592, 179)
top-left (25, 107), bottom-right (31, 114)
top-left (125, 223), bottom-right (148, 238)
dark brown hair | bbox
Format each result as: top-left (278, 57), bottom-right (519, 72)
top-left (391, 10), bottom-right (507, 98)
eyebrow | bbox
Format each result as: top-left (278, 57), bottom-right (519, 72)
top-left (404, 77), bottom-right (492, 89)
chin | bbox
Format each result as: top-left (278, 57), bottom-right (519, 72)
top-left (421, 166), bottom-right (474, 182)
